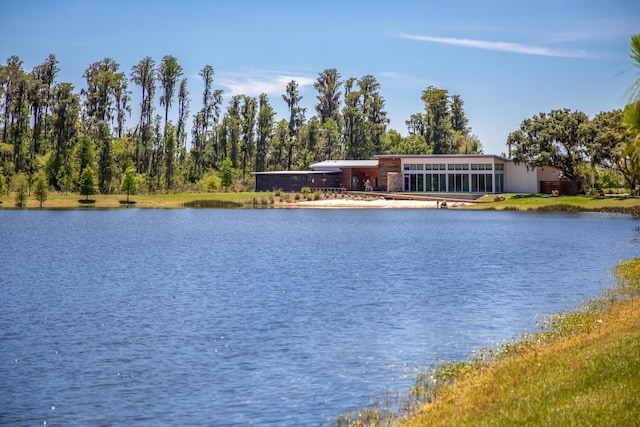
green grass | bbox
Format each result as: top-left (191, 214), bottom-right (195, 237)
top-left (470, 193), bottom-right (640, 214)
top-left (337, 258), bottom-right (640, 426)
top-left (0, 191), bottom-right (270, 209)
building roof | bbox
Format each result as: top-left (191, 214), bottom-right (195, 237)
top-left (251, 170), bottom-right (338, 175)
top-left (310, 160), bottom-right (379, 170)
top-left (375, 154), bottom-right (509, 161)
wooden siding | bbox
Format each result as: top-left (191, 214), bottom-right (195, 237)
top-left (378, 157), bottom-right (402, 191)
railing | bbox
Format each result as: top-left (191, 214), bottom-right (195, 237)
top-left (310, 187), bottom-right (347, 193)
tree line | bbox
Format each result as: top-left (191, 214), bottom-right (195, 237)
top-left (0, 55), bottom-right (480, 195)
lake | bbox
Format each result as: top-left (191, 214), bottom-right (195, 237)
top-left (0, 209), bottom-right (638, 426)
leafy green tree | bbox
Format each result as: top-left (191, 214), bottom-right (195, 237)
top-left (314, 68), bottom-right (342, 124)
top-left (34, 171), bottom-right (47, 207)
top-left (79, 166), bottom-right (97, 201)
top-left (508, 109), bottom-right (591, 192)
top-left (267, 119), bottom-right (289, 170)
top-left (321, 118), bottom-right (342, 159)
top-left (0, 165), bottom-right (5, 196)
top-left (13, 173), bottom-right (27, 207)
top-left (255, 93), bottom-right (275, 172)
top-left (406, 113), bottom-right (426, 138)
top-left (50, 82), bottom-right (80, 190)
top-left (120, 166), bottom-right (137, 203)
top-left (82, 58), bottom-right (123, 193)
top-left (219, 157), bottom-right (234, 191)
top-left (450, 94), bottom-right (468, 133)
top-left (383, 130), bottom-right (430, 155)
top-left (359, 75), bottom-right (388, 157)
top-left (225, 96), bottom-right (242, 168)
top-left (422, 86), bottom-right (451, 153)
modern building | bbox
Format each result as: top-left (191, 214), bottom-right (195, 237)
top-left (253, 154), bottom-right (567, 194)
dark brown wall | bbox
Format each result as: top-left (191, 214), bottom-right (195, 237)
top-left (378, 158), bottom-right (402, 191)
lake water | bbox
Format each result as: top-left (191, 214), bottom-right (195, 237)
top-left (1, 209), bottom-right (638, 426)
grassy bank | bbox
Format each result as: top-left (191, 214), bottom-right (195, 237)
top-left (471, 193), bottom-right (640, 214)
top-left (0, 191), bottom-right (271, 209)
top-left (337, 258), bottom-right (640, 426)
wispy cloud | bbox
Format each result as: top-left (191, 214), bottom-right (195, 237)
top-left (400, 34), bottom-right (596, 59)
top-left (217, 71), bottom-right (315, 97)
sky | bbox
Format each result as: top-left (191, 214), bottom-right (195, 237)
top-left (2, 0), bottom-right (639, 156)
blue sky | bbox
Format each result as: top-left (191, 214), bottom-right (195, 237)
top-left (2, 0), bottom-right (639, 155)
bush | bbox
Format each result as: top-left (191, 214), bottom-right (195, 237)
top-left (274, 188), bottom-right (282, 197)
top-left (313, 191), bottom-right (321, 200)
top-left (301, 186), bottom-right (311, 195)
top-left (294, 192), bottom-right (301, 200)
top-left (196, 171), bottom-right (222, 192)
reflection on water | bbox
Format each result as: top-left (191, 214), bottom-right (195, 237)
top-left (0, 209), bottom-right (637, 426)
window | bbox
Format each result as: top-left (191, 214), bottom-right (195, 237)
top-left (485, 164), bottom-right (492, 170)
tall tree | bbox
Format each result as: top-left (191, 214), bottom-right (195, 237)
top-left (359, 75), bottom-right (388, 157)
top-left (450, 95), bottom-right (468, 133)
top-left (343, 77), bottom-right (366, 159)
top-left (255, 93), bottom-right (275, 172)
top-left (113, 72), bottom-right (130, 139)
top-left (176, 78), bottom-right (189, 159)
top-left (314, 68), bottom-right (342, 124)
top-left (197, 65), bottom-right (223, 167)
top-left (29, 55), bottom-right (59, 158)
top-left (82, 58), bottom-right (123, 192)
top-left (157, 55), bottom-right (183, 136)
top-left (130, 57), bottom-right (156, 173)
top-left (225, 96), bottom-right (242, 168)
top-left (283, 80), bottom-right (306, 139)
top-left (1, 56), bottom-right (26, 146)
top-left (239, 95), bottom-right (257, 181)
top-left (50, 82), bottom-right (80, 189)
top-left (421, 86), bottom-right (451, 154)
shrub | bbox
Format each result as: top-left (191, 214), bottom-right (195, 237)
top-left (301, 186), bottom-right (311, 195)
top-left (274, 188), bottom-right (282, 197)
top-left (294, 192), bottom-right (301, 200)
top-left (313, 191), bottom-right (321, 200)
top-left (196, 171), bottom-right (222, 192)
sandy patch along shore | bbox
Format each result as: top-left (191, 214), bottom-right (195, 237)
top-left (284, 197), bottom-right (449, 208)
